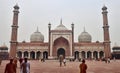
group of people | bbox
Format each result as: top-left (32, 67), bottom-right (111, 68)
top-left (59, 55), bottom-right (87, 73)
top-left (4, 56), bottom-right (87, 73)
top-left (4, 57), bottom-right (30, 73)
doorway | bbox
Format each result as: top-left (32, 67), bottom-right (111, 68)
top-left (57, 48), bottom-right (65, 58)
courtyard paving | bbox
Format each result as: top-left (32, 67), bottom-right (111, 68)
top-left (0, 60), bottom-right (120, 73)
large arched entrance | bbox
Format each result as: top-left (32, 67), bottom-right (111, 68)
top-left (53, 37), bottom-right (70, 57)
top-left (57, 48), bottom-right (65, 58)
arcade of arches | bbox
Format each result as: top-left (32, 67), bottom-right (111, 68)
top-left (17, 50), bottom-right (104, 59)
top-left (17, 51), bottom-right (48, 59)
top-left (74, 51), bottom-right (104, 59)
top-left (52, 37), bottom-right (70, 58)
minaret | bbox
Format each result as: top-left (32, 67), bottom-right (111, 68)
top-left (10, 4), bottom-right (19, 57)
top-left (48, 22), bottom-right (51, 56)
top-left (102, 5), bottom-right (111, 58)
top-left (71, 23), bottom-right (74, 56)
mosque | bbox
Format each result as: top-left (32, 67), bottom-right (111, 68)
top-left (10, 4), bottom-right (111, 60)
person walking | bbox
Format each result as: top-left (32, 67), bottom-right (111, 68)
top-left (63, 58), bottom-right (66, 66)
top-left (4, 58), bottom-right (16, 73)
top-left (13, 57), bottom-right (18, 68)
top-left (19, 57), bottom-right (24, 73)
top-left (21, 57), bottom-right (30, 73)
top-left (59, 55), bottom-right (63, 67)
top-left (79, 59), bottom-right (87, 73)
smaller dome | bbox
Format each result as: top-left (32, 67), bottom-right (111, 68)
top-left (0, 43), bottom-right (8, 48)
top-left (78, 29), bottom-right (92, 43)
top-left (102, 5), bottom-right (107, 10)
top-left (30, 28), bottom-right (44, 43)
top-left (14, 4), bottom-right (19, 9)
top-left (0, 43), bottom-right (8, 50)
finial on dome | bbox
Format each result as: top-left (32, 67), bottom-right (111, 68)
top-left (36, 26), bottom-right (39, 32)
top-left (83, 26), bottom-right (86, 32)
top-left (60, 18), bottom-right (62, 25)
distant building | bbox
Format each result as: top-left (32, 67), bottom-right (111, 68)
top-left (0, 44), bottom-right (9, 60)
top-left (9, 4), bottom-right (111, 60)
top-left (112, 46), bottom-right (120, 59)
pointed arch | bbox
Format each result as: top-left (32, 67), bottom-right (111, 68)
top-left (24, 51), bottom-right (28, 58)
top-left (53, 37), bottom-right (70, 57)
top-left (43, 51), bottom-right (48, 59)
top-left (17, 51), bottom-right (22, 58)
top-left (74, 51), bottom-right (79, 59)
top-left (36, 51), bottom-right (41, 59)
top-left (30, 51), bottom-right (35, 59)
top-left (81, 51), bottom-right (86, 59)
top-left (87, 51), bottom-right (92, 59)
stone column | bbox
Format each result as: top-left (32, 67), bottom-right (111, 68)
top-left (35, 52), bottom-right (36, 59)
top-left (85, 52), bottom-right (87, 59)
top-left (22, 52), bottom-right (24, 58)
top-left (28, 52), bottom-right (30, 59)
top-left (41, 52), bottom-right (43, 59)
top-left (79, 52), bottom-right (81, 58)
top-left (98, 52), bottom-right (100, 59)
top-left (91, 52), bottom-right (93, 59)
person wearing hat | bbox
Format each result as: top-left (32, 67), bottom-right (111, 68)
top-left (79, 59), bottom-right (87, 73)
top-left (21, 57), bottom-right (30, 73)
top-left (4, 57), bottom-right (16, 73)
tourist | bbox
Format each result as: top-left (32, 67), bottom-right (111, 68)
top-left (79, 59), bottom-right (87, 73)
top-left (4, 58), bottom-right (16, 73)
top-left (21, 57), bottom-right (30, 73)
top-left (108, 57), bottom-right (110, 63)
top-left (59, 55), bottom-right (63, 67)
top-left (19, 57), bottom-right (23, 65)
top-left (19, 57), bottom-right (24, 73)
top-left (13, 57), bottom-right (18, 68)
top-left (63, 58), bottom-right (66, 66)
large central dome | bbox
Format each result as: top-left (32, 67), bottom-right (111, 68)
top-left (30, 28), bottom-right (44, 43)
top-left (78, 29), bottom-right (92, 43)
top-left (54, 20), bottom-right (68, 30)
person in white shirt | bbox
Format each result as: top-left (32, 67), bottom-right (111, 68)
top-left (21, 57), bottom-right (30, 73)
top-left (63, 58), bottom-right (66, 66)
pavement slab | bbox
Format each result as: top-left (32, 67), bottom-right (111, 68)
top-left (0, 60), bottom-right (120, 73)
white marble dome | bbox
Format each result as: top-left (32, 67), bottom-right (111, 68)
top-left (54, 20), bottom-right (68, 30)
top-left (30, 28), bottom-right (44, 43)
top-left (55, 24), bottom-right (68, 30)
top-left (78, 30), bottom-right (92, 43)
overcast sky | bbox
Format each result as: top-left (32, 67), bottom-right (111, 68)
top-left (0, 0), bottom-right (120, 49)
